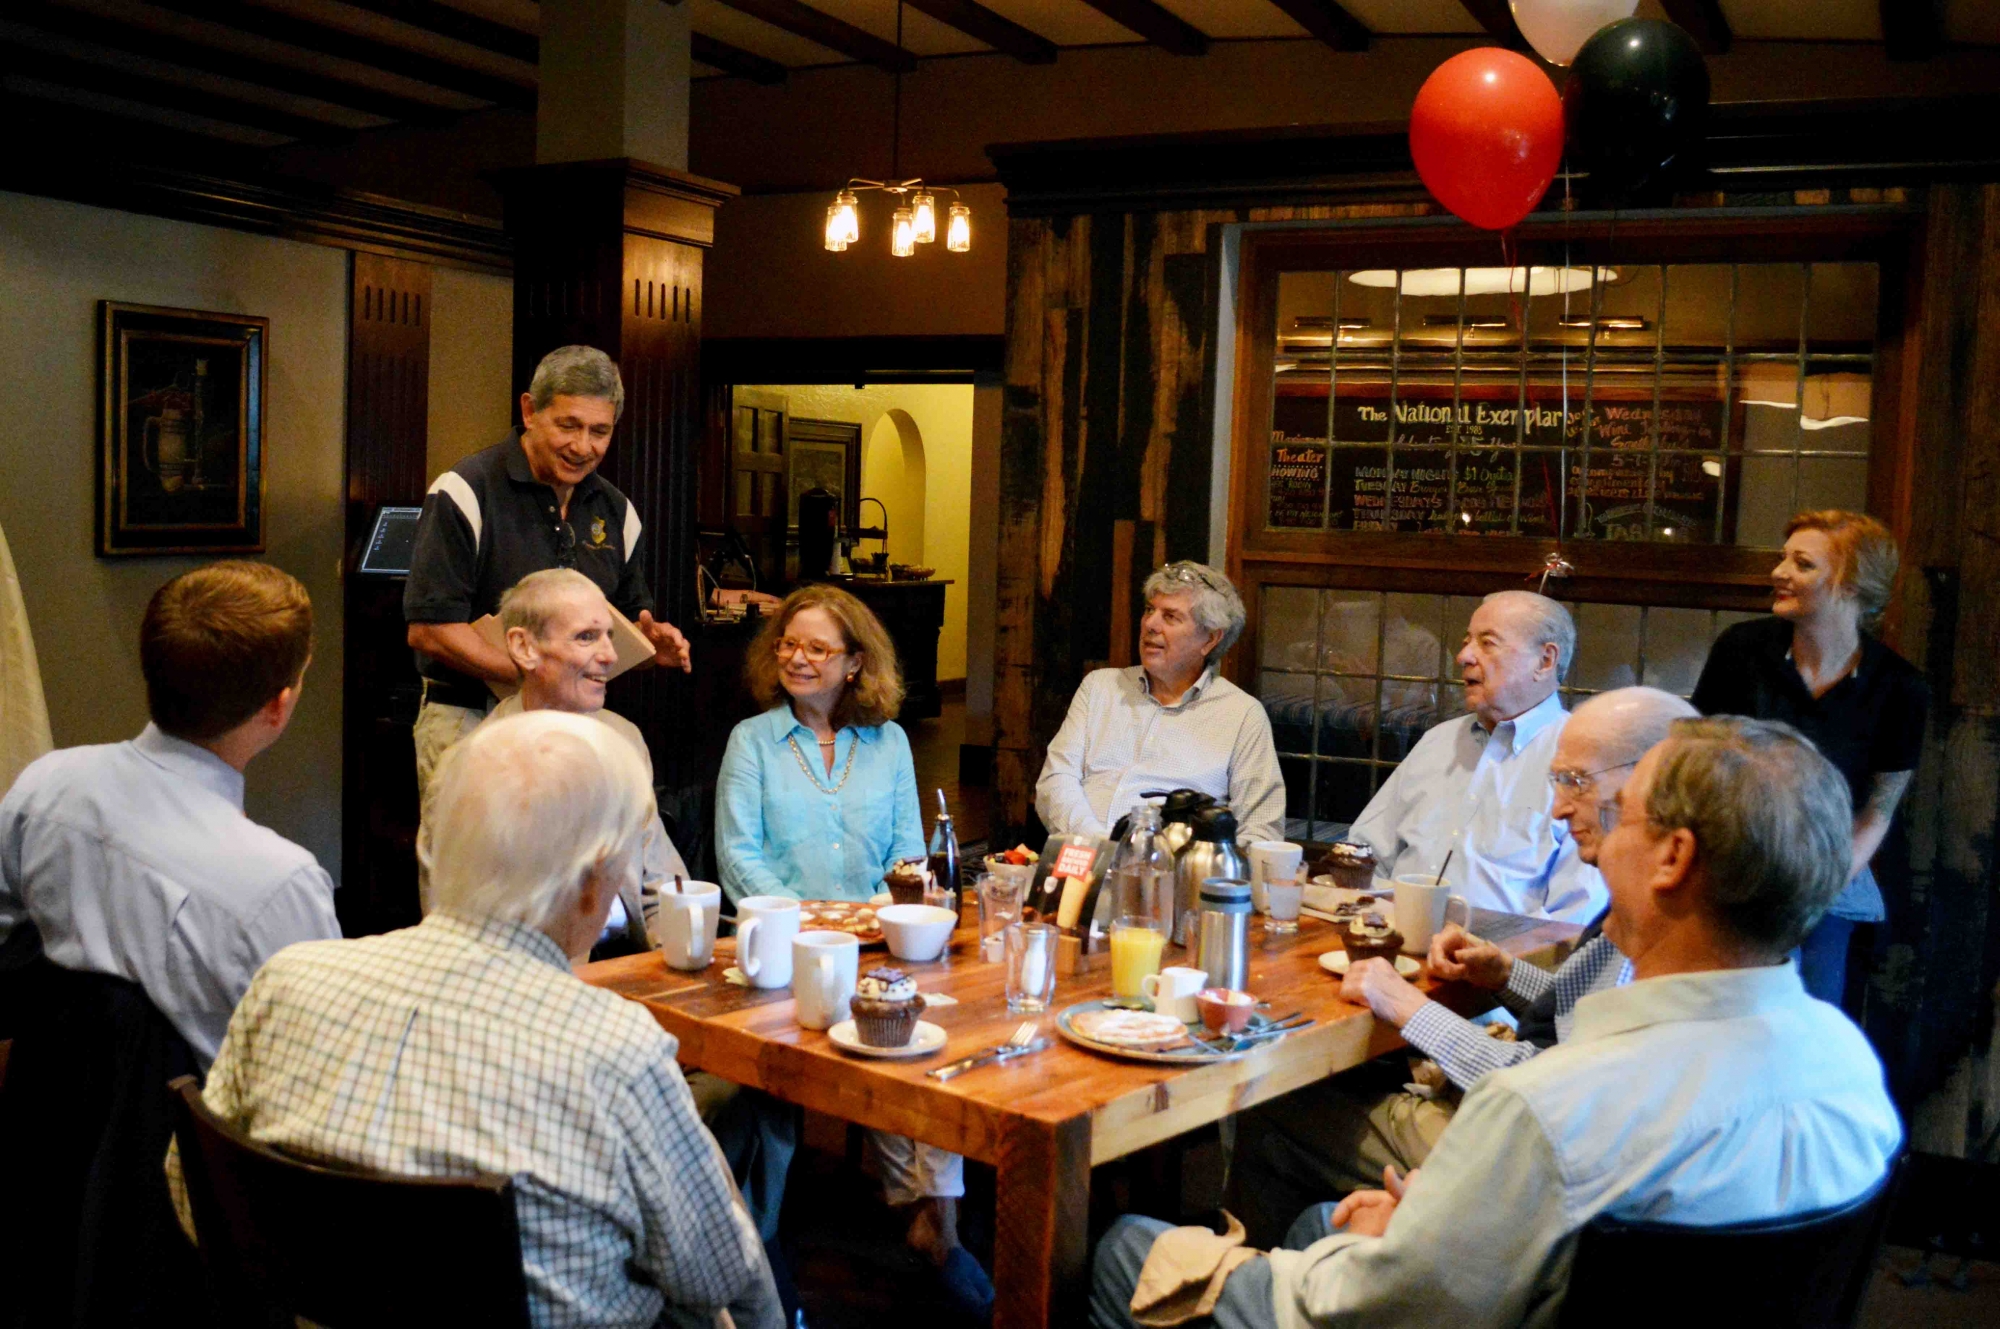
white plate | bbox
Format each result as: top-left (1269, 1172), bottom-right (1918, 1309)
top-left (1319, 951), bottom-right (1421, 979)
top-left (827, 1019), bottom-right (947, 1059)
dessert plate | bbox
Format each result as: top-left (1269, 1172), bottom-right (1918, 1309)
top-left (1319, 951), bottom-right (1421, 978)
top-left (827, 1019), bottom-right (947, 1059)
top-left (1053, 999), bottom-right (1298, 1064)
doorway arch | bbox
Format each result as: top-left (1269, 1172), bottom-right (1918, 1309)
top-left (864, 409), bottom-right (927, 564)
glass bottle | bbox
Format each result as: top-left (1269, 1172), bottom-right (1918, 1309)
top-left (927, 788), bottom-right (960, 918)
top-left (1108, 804), bottom-right (1173, 931)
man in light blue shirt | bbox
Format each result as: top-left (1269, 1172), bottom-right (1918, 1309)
top-left (1092, 716), bottom-right (1901, 1329)
top-left (0, 562), bottom-right (340, 1067)
top-left (1348, 590), bottom-right (1602, 922)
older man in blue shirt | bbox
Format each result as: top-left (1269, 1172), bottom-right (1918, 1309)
top-left (1091, 715), bottom-right (1901, 1329)
top-left (1348, 590), bottom-right (1602, 922)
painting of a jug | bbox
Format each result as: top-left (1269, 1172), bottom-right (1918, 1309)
top-left (143, 408), bottom-right (192, 492)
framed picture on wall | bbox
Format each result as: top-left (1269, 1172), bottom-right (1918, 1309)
top-left (97, 301), bottom-right (268, 556)
top-left (786, 417), bottom-right (863, 536)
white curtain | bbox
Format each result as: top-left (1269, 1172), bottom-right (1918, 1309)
top-left (0, 521), bottom-right (52, 793)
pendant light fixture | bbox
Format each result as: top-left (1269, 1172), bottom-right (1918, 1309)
top-left (820, 1), bottom-right (970, 259)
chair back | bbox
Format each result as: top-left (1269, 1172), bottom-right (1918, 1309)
top-left (1557, 1153), bottom-right (1905, 1329)
top-left (168, 1076), bottom-right (531, 1328)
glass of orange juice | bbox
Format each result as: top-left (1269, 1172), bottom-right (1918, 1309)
top-left (1109, 915), bottom-right (1167, 1006)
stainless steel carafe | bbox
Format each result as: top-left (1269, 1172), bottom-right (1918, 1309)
top-left (1188, 877), bottom-right (1252, 992)
top-left (1172, 806), bottom-right (1246, 945)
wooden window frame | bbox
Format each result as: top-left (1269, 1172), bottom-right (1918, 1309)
top-left (1226, 208), bottom-right (1925, 678)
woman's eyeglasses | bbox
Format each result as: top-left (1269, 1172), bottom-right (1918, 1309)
top-left (774, 637), bottom-right (845, 664)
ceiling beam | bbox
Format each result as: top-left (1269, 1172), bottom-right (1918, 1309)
top-left (1881, 0), bottom-right (1944, 61)
top-left (16, 1), bottom-right (458, 122)
top-left (1657, 0), bottom-right (1730, 55)
top-left (1262, 0), bottom-right (1368, 52)
top-left (902, 0), bottom-right (1056, 64)
top-left (330, 0), bottom-right (536, 63)
top-left (1074, 0), bottom-right (1207, 56)
top-left (691, 31), bottom-right (786, 84)
top-left (1455, 0), bottom-right (1527, 50)
top-left (713, 0), bottom-right (914, 73)
top-left (0, 40), bottom-right (348, 140)
top-left (148, 0), bottom-right (534, 107)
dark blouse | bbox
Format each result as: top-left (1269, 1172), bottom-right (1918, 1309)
top-left (1690, 616), bottom-right (1928, 811)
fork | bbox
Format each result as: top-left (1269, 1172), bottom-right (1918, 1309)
top-left (929, 1022), bottom-right (1040, 1081)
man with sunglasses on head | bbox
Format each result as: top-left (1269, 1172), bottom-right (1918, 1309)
top-left (1224, 686), bottom-right (1696, 1247)
top-left (1037, 561), bottom-right (1285, 848)
top-left (403, 345), bottom-right (691, 802)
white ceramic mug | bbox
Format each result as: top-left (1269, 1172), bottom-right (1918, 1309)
top-left (1247, 841), bottom-right (1303, 913)
top-left (652, 882), bottom-right (723, 971)
top-left (1392, 873), bottom-right (1471, 956)
top-left (792, 930), bottom-right (860, 1030)
top-left (1140, 965), bottom-right (1209, 1023)
top-left (734, 896), bottom-right (801, 989)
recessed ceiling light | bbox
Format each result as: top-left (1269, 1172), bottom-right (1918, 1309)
top-left (1348, 267), bottom-right (1615, 297)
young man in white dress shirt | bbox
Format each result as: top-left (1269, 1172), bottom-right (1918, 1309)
top-left (1347, 590), bottom-right (1603, 922)
top-left (1036, 561), bottom-right (1285, 846)
top-left (1225, 687), bottom-right (1695, 1244)
top-left (1091, 715), bottom-right (1902, 1329)
top-left (0, 562), bottom-right (340, 1067)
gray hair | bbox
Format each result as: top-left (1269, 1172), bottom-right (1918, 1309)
top-left (1481, 590), bottom-right (1576, 683)
top-left (528, 345), bottom-right (624, 421)
top-left (426, 710), bottom-right (653, 934)
top-left (1568, 687), bottom-right (1698, 768)
top-left (500, 568), bottom-right (606, 642)
top-left (1641, 716), bottom-right (1852, 955)
top-left (1143, 562), bottom-right (1247, 661)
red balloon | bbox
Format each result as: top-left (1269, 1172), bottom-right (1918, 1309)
top-left (1410, 48), bottom-right (1565, 231)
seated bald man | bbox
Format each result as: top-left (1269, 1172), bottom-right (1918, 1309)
top-left (1225, 687), bottom-right (1695, 1245)
top-left (417, 568), bottom-right (687, 949)
top-left (1094, 715), bottom-right (1900, 1329)
top-left (173, 711), bottom-right (782, 1329)
top-left (1347, 590), bottom-right (1602, 922)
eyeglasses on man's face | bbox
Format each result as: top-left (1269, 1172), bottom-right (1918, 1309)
top-left (774, 636), bottom-right (846, 664)
top-left (1158, 561), bottom-right (1225, 593)
top-left (1548, 760), bottom-right (1637, 797)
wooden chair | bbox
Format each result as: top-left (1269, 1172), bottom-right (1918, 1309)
top-left (1557, 1153), bottom-right (1906, 1329)
top-left (167, 1076), bottom-right (531, 1328)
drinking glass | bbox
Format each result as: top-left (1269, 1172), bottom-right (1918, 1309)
top-left (1004, 923), bottom-right (1058, 1014)
top-left (1263, 879), bottom-right (1303, 935)
top-left (1108, 915), bottom-right (1167, 1006)
top-left (977, 872), bottom-right (1026, 962)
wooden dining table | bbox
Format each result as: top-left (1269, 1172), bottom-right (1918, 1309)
top-left (578, 906), bottom-right (1579, 1329)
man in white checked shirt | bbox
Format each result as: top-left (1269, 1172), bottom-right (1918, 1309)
top-left (1225, 687), bottom-right (1694, 1246)
top-left (169, 711), bottom-right (782, 1329)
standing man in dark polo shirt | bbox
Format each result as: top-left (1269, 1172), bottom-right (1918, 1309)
top-left (405, 345), bottom-right (691, 797)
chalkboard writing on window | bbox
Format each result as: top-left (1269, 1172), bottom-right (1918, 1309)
top-left (1268, 387), bottom-right (1737, 541)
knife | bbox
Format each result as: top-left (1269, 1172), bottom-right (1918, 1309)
top-left (928, 1039), bottom-right (1050, 1081)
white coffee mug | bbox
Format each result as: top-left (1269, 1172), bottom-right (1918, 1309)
top-left (792, 930), bottom-right (860, 1030)
top-left (1248, 841), bottom-right (1303, 913)
top-left (1392, 873), bottom-right (1471, 956)
top-left (653, 882), bottom-right (723, 971)
top-left (734, 896), bottom-right (801, 989)
top-left (1140, 965), bottom-right (1209, 1023)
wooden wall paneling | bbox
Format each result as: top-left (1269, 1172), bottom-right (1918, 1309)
top-left (1951, 186), bottom-right (2000, 712)
top-left (996, 214), bottom-right (1051, 831)
top-left (342, 253), bottom-right (433, 937)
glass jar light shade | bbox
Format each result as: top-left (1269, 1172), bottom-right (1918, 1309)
top-left (823, 204), bottom-right (849, 252)
top-left (912, 191), bottom-right (937, 244)
top-left (946, 202), bottom-right (971, 253)
top-left (891, 207), bottom-right (916, 258)
top-left (832, 190), bottom-right (860, 245)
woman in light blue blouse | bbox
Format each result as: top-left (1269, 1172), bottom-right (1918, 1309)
top-left (715, 584), bottom-right (925, 903)
top-left (713, 585), bottom-right (992, 1318)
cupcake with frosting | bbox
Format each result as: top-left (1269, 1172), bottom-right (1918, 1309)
top-left (851, 966), bottom-right (923, 1046)
top-left (1343, 911), bottom-right (1404, 965)
top-left (883, 858), bottom-right (933, 907)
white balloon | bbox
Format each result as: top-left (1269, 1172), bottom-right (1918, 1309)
top-left (1509, 0), bottom-right (1639, 66)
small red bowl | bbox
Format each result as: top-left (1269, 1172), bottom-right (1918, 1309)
top-left (1197, 987), bottom-right (1255, 1034)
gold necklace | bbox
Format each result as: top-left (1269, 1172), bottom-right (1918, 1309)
top-left (789, 732), bottom-right (857, 794)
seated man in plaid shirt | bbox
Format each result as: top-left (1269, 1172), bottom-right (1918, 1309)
top-left (1225, 687), bottom-right (1695, 1246)
top-left (171, 710), bottom-right (781, 1328)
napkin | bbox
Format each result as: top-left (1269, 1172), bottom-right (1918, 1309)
top-left (1130, 1211), bottom-right (1260, 1327)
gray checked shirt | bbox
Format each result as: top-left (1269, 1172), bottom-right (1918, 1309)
top-left (169, 912), bottom-right (779, 1329)
top-left (1400, 932), bottom-right (1631, 1091)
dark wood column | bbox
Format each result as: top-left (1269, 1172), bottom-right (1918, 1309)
top-left (341, 253), bottom-right (432, 937)
top-left (497, 159), bottom-right (740, 845)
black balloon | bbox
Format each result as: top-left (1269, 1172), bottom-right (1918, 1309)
top-left (1563, 18), bottom-right (1710, 204)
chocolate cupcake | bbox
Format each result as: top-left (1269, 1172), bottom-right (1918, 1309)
top-left (1343, 912), bottom-right (1405, 965)
top-left (1318, 841), bottom-right (1377, 894)
top-left (883, 859), bottom-right (932, 907)
top-left (851, 967), bottom-right (923, 1047)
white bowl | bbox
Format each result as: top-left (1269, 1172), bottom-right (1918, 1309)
top-left (876, 904), bottom-right (957, 962)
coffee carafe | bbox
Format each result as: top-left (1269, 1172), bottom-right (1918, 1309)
top-left (1111, 788), bottom-right (1216, 858)
top-left (1171, 806), bottom-right (1246, 946)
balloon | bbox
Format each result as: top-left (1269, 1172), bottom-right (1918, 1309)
top-left (1409, 48), bottom-right (1565, 231)
top-left (1510, 0), bottom-right (1639, 66)
top-left (1563, 18), bottom-right (1711, 204)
